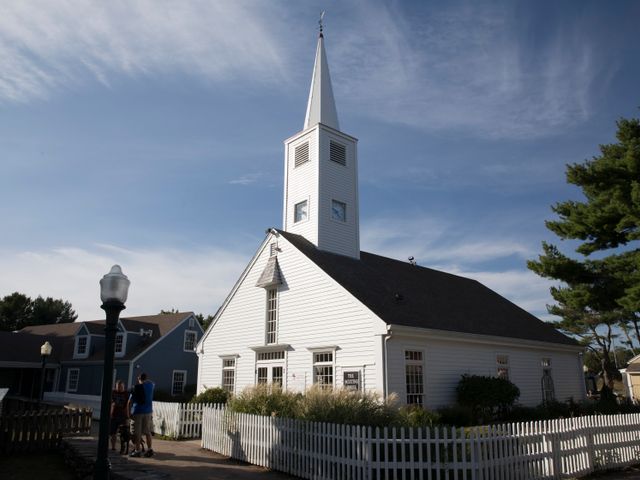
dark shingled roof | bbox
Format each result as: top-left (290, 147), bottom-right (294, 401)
top-left (277, 230), bottom-right (577, 347)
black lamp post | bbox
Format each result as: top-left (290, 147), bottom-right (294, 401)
top-left (38, 341), bottom-right (52, 408)
top-left (94, 265), bottom-right (130, 480)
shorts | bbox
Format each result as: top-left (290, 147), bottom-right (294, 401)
top-left (132, 413), bottom-right (154, 440)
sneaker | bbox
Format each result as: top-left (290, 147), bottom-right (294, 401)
top-left (129, 450), bottom-right (142, 457)
top-left (143, 449), bottom-right (154, 458)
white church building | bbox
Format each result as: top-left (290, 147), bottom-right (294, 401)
top-left (196, 30), bottom-right (586, 408)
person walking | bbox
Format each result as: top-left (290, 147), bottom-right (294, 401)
top-left (109, 380), bottom-right (129, 451)
top-left (129, 372), bottom-right (154, 458)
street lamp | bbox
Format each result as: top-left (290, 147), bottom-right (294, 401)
top-left (38, 341), bottom-right (52, 407)
top-left (94, 265), bottom-right (130, 480)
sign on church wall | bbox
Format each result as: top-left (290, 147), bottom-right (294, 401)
top-left (343, 371), bottom-right (360, 391)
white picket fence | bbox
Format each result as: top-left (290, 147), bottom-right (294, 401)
top-left (152, 402), bottom-right (213, 438)
top-left (201, 407), bottom-right (640, 480)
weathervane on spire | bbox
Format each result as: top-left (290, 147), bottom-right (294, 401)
top-left (319, 11), bottom-right (325, 37)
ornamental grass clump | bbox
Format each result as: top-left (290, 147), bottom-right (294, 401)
top-left (228, 384), bottom-right (300, 418)
top-left (296, 386), bottom-right (398, 428)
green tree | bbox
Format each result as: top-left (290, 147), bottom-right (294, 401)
top-left (528, 116), bottom-right (640, 388)
top-left (0, 292), bottom-right (77, 331)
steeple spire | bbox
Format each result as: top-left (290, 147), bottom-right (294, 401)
top-left (303, 14), bottom-right (340, 131)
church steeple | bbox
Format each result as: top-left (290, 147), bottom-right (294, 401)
top-left (282, 21), bottom-right (360, 259)
top-left (303, 30), bottom-right (340, 130)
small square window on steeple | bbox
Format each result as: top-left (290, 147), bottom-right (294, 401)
top-left (294, 200), bottom-right (308, 223)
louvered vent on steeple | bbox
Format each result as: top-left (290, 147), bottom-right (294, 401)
top-left (329, 141), bottom-right (346, 166)
top-left (294, 142), bottom-right (310, 167)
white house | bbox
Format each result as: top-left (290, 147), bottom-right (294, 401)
top-left (196, 29), bottom-right (586, 409)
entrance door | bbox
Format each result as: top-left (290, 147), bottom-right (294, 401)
top-left (256, 364), bottom-right (284, 387)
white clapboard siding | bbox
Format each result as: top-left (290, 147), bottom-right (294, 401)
top-left (202, 408), bottom-right (640, 480)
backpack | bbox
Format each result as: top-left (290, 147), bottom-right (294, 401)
top-left (133, 383), bottom-right (146, 406)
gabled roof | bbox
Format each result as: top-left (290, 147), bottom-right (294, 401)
top-left (277, 230), bottom-right (577, 347)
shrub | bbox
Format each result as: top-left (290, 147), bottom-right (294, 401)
top-left (396, 405), bottom-right (441, 428)
top-left (456, 374), bottom-right (520, 423)
top-left (190, 387), bottom-right (229, 405)
top-left (437, 404), bottom-right (475, 427)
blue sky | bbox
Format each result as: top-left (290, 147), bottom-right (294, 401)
top-left (1, 0), bottom-right (639, 322)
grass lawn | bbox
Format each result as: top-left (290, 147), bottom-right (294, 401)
top-left (0, 452), bottom-right (75, 480)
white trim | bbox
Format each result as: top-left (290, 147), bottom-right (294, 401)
top-left (183, 330), bottom-right (197, 352)
top-left (66, 368), bottom-right (80, 392)
top-left (284, 122), bottom-right (357, 145)
top-left (171, 369), bottom-right (187, 396)
top-left (307, 345), bottom-right (339, 353)
top-left (249, 344), bottom-right (290, 353)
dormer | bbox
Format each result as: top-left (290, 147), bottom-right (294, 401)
top-left (73, 324), bottom-right (91, 359)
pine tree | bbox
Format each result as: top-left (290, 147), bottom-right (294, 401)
top-left (528, 117), bottom-right (640, 388)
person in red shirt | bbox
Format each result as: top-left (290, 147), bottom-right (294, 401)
top-left (110, 380), bottom-right (129, 451)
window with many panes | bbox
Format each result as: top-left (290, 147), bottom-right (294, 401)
top-left (75, 336), bottom-right (88, 357)
top-left (172, 370), bottom-right (186, 396)
top-left (257, 367), bottom-right (268, 384)
top-left (313, 352), bottom-right (334, 390)
top-left (272, 366), bottom-right (283, 387)
top-left (405, 350), bottom-right (425, 405)
top-left (184, 330), bottom-right (197, 352)
top-left (67, 368), bottom-right (79, 392)
top-left (114, 333), bottom-right (124, 355)
top-left (497, 354), bottom-right (510, 380)
top-left (257, 351), bottom-right (285, 361)
top-left (541, 358), bottom-right (555, 403)
top-left (266, 289), bottom-right (278, 344)
top-left (222, 358), bottom-right (236, 393)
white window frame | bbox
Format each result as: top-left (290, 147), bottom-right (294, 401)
top-left (66, 368), bottom-right (80, 392)
top-left (221, 356), bottom-right (237, 394)
top-left (171, 370), bottom-right (187, 396)
top-left (114, 332), bottom-right (125, 357)
top-left (330, 199), bottom-right (347, 223)
top-left (265, 288), bottom-right (278, 345)
top-left (294, 199), bottom-right (309, 224)
top-left (312, 351), bottom-right (335, 390)
top-left (496, 353), bottom-right (510, 380)
top-left (405, 349), bottom-right (425, 406)
top-left (74, 335), bottom-right (90, 358)
top-left (184, 330), bottom-right (197, 352)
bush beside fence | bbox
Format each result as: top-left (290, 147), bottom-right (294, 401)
top-left (0, 408), bottom-right (92, 454)
top-left (201, 406), bottom-right (640, 480)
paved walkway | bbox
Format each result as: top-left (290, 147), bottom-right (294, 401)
top-left (66, 435), bottom-right (294, 480)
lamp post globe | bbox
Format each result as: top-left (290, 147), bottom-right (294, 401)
top-left (38, 341), bottom-right (52, 407)
top-left (94, 265), bottom-right (130, 480)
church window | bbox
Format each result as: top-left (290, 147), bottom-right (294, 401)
top-left (294, 200), bottom-right (308, 223)
top-left (497, 354), bottom-right (510, 380)
top-left (257, 367), bottom-right (268, 384)
top-left (272, 366), bottom-right (283, 387)
top-left (222, 358), bottom-right (236, 393)
top-left (256, 350), bottom-right (285, 361)
top-left (329, 141), bottom-right (346, 166)
top-left (405, 350), bottom-right (424, 405)
top-left (265, 288), bottom-right (278, 344)
top-left (313, 352), bottom-right (334, 389)
top-left (541, 358), bottom-right (555, 403)
top-left (294, 142), bottom-right (310, 167)
top-left (331, 200), bottom-right (346, 222)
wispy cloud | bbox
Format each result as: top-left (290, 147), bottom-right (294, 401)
top-left (333, 1), bottom-right (601, 138)
top-left (0, 244), bottom-right (248, 321)
top-left (0, 0), bottom-right (291, 103)
top-left (228, 173), bottom-right (262, 186)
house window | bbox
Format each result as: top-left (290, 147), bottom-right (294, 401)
top-left (115, 333), bottom-right (124, 354)
top-left (222, 358), bottom-right (236, 393)
top-left (497, 354), bottom-right (510, 380)
top-left (172, 370), bottom-right (187, 396)
top-left (313, 352), bottom-right (334, 390)
top-left (257, 367), bottom-right (268, 384)
top-left (329, 141), bottom-right (346, 166)
top-left (266, 289), bottom-right (278, 344)
top-left (541, 358), bottom-right (555, 403)
top-left (294, 142), bottom-right (310, 167)
top-left (184, 330), bottom-right (197, 352)
top-left (75, 336), bottom-right (88, 357)
top-left (294, 200), bottom-right (308, 223)
top-left (67, 368), bottom-right (79, 392)
top-left (405, 350), bottom-right (425, 405)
